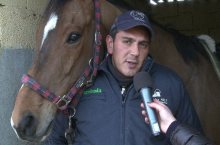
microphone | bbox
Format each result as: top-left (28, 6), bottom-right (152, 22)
top-left (133, 72), bottom-right (160, 136)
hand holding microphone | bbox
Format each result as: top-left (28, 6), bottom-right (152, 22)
top-left (141, 99), bottom-right (176, 134)
top-left (133, 72), bottom-right (161, 136)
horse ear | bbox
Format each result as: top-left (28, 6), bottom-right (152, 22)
top-left (106, 35), bottom-right (113, 54)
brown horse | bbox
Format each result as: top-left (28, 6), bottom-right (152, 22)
top-left (10, 0), bottom-right (121, 142)
top-left (10, 0), bottom-right (220, 144)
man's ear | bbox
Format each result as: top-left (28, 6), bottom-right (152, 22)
top-left (106, 35), bottom-right (113, 54)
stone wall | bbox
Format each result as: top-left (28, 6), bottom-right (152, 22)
top-left (0, 0), bottom-right (48, 49)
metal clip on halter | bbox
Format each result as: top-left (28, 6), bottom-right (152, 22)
top-left (56, 95), bottom-right (71, 110)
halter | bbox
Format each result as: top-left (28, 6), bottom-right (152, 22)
top-left (21, 0), bottom-right (102, 111)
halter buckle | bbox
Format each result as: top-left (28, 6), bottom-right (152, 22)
top-left (95, 30), bottom-right (101, 45)
top-left (56, 95), bottom-right (71, 110)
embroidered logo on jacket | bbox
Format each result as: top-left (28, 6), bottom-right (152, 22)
top-left (152, 89), bottom-right (161, 97)
top-left (83, 88), bottom-right (102, 95)
top-left (152, 89), bottom-right (168, 104)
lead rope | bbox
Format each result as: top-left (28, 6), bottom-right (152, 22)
top-left (65, 106), bottom-right (76, 145)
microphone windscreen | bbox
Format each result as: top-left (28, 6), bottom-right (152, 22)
top-left (133, 72), bottom-right (153, 91)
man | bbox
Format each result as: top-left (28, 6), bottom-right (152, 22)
top-left (44, 10), bottom-right (202, 145)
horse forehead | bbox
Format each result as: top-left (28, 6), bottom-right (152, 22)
top-left (41, 13), bottom-right (58, 47)
top-left (62, 0), bottom-right (94, 23)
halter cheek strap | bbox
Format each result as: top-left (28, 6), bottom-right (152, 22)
top-left (21, 0), bottom-right (102, 111)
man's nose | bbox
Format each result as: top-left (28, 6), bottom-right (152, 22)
top-left (130, 44), bottom-right (139, 56)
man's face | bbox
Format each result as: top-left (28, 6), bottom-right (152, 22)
top-left (106, 26), bottom-right (150, 77)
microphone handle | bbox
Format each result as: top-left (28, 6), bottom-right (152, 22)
top-left (140, 88), bottom-right (161, 136)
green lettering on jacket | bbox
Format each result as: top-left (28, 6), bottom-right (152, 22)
top-left (83, 88), bottom-right (102, 95)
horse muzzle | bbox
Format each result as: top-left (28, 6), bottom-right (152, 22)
top-left (10, 112), bottom-right (52, 142)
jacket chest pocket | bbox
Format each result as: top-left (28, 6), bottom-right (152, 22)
top-left (75, 93), bottom-right (108, 123)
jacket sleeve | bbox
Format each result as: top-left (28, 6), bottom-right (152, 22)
top-left (170, 124), bottom-right (214, 145)
top-left (43, 112), bottom-right (68, 145)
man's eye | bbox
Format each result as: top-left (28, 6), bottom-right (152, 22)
top-left (139, 43), bottom-right (149, 49)
top-left (123, 40), bottom-right (132, 45)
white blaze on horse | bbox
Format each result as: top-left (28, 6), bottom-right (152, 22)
top-left (10, 0), bottom-right (220, 144)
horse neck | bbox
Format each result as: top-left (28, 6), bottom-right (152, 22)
top-left (151, 25), bottom-right (197, 83)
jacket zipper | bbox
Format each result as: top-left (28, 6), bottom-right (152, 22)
top-left (120, 85), bottom-right (132, 145)
top-left (121, 85), bottom-right (132, 103)
top-left (121, 87), bottom-right (126, 103)
top-left (121, 86), bottom-right (126, 145)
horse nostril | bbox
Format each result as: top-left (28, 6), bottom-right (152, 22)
top-left (17, 112), bottom-right (37, 137)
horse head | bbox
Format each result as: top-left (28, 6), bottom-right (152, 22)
top-left (11, 0), bottom-right (121, 142)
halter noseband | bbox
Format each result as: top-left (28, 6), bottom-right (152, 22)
top-left (21, 0), bottom-right (102, 110)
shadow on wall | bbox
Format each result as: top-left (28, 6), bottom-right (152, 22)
top-left (0, 48), bottom-right (43, 145)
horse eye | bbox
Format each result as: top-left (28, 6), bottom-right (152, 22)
top-left (66, 32), bottom-right (81, 44)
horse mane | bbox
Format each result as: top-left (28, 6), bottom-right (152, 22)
top-left (216, 43), bottom-right (220, 59)
top-left (168, 28), bottom-right (209, 64)
top-left (133, 11), bottom-right (209, 65)
top-left (149, 17), bottom-right (209, 64)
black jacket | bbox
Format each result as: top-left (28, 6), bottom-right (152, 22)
top-left (168, 122), bottom-right (213, 145)
top-left (44, 56), bottom-right (202, 145)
